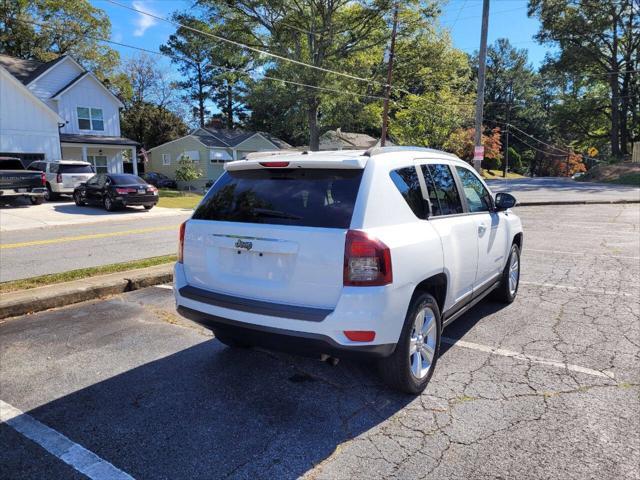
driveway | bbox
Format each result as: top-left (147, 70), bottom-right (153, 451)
top-left (1, 203), bottom-right (638, 479)
top-left (487, 177), bottom-right (640, 204)
top-left (0, 198), bottom-right (190, 232)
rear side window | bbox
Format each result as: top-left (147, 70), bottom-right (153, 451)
top-left (421, 164), bottom-right (463, 216)
top-left (389, 167), bottom-right (427, 219)
top-left (59, 164), bottom-right (94, 174)
top-left (0, 159), bottom-right (25, 170)
top-left (193, 168), bottom-right (363, 228)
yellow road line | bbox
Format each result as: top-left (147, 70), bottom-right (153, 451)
top-left (0, 225), bottom-right (179, 250)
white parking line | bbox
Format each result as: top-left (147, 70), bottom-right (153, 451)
top-left (0, 400), bottom-right (134, 480)
top-left (441, 338), bottom-right (614, 379)
top-left (520, 281), bottom-right (636, 297)
top-left (153, 284), bottom-right (173, 290)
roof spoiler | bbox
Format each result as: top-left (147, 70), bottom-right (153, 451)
top-left (244, 150), bottom-right (304, 161)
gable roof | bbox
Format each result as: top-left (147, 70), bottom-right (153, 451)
top-left (50, 71), bottom-right (124, 108)
top-left (0, 65), bottom-right (64, 122)
top-left (0, 54), bottom-right (67, 85)
top-left (319, 129), bottom-right (380, 149)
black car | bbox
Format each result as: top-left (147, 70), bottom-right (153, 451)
top-left (141, 172), bottom-right (177, 189)
top-left (73, 174), bottom-right (159, 211)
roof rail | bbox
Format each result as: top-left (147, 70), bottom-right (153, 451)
top-left (364, 146), bottom-right (459, 159)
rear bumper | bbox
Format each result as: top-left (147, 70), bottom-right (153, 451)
top-left (0, 187), bottom-right (46, 197)
top-left (115, 196), bottom-right (158, 206)
top-left (50, 186), bottom-right (75, 194)
top-left (177, 305), bottom-right (395, 358)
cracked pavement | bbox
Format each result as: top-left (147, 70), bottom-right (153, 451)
top-left (1, 204), bottom-right (639, 479)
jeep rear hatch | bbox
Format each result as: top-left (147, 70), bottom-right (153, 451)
top-left (184, 167), bottom-right (363, 309)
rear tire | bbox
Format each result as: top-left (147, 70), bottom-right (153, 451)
top-left (378, 292), bottom-right (442, 394)
top-left (30, 196), bottom-right (44, 205)
top-left (44, 185), bottom-right (57, 201)
top-left (216, 334), bottom-right (252, 349)
top-left (492, 244), bottom-right (520, 303)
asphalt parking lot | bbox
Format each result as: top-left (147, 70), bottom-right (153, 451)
top-left (1, 203), bottom-right (639, 480)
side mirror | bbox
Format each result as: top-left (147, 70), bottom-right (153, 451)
top-left (495, 192), bottom-right (517, 211)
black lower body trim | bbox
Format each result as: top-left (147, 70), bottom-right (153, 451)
top-left (177, 306), bottom-right (395, 359)
top-left (179, 285), bottom-right (332, 322)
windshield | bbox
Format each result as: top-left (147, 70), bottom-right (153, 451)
top-left (193, 168), bottom-right (363, 228)
top-left (110, 174), bottom-right (147, 185)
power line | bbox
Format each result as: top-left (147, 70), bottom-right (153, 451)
top-left (105, 0), bottom-right (401, 93)
top-left (508, 131), bottom-right (569, 157)
top-left (493, 120), bottom-right (572, 155)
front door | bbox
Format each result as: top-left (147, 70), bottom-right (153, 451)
top-left (420, 163), bottom-right (478, 311)
top-left (454, 166), bottom-right (509, 293)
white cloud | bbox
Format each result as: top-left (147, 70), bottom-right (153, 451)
top-left (132, 1), bottom-right (158, 37)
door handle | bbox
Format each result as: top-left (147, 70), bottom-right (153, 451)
top-left (478, 223), bottom-right (487, 235)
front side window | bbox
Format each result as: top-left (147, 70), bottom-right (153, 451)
top-left (193, 168), bottom-right (363, 228)
top-left (421, 164), bottom-right (463, 216)
top-left (77, 107), bottom-right (104, 131)
top-left (389, 167), bottom-right (427, 219)
top-left (455, 166), bottom-right (493, 212)
top-left (87, 155), bottom-right (108, 174)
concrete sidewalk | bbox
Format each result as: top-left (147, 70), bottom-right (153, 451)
top-left (487, 177), bottom-right (640, 205)
top-left (0, 199), bottom-right (191, 232)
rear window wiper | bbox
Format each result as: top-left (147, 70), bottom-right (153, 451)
top-left (253, 208), bottom-right (302, 220)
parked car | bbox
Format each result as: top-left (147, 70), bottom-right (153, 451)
top-left (73, 173), bottom-right (159, 211)
top-left (173, 147), bottom-right (523, 394)
top-left (0, 157), bottom-right (46, 205)
top-left (27, 160), bottom-right (95, 201)
top-left (141, 172), bottom-right (177, 189)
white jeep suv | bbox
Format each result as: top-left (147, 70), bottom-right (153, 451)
top-left (174, 147), bottom-right (523, 393)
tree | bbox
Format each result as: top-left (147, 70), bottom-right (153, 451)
top-left (0, 0), bottom-right (119, 78)
top-left (529, 0), bottom-right (639, 157)
top-left (174, 155), bottom-right (203, 185)
top-left (160, 14), bottom-right (216, 127)
top-left (117, 54), bottom-right (188, 150)
top-left (199, 0), bottom-right (394, 149)
top-left (444, 127), bottom-right (503, 168)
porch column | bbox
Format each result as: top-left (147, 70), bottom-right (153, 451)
top-left (232, 149), bottom-right (238, 161)
top-left (130, 147), bottom-right (138, 175)
top-left (81, 145), bottom-right (88, 163)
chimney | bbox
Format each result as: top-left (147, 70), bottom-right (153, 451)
top-left (209, 118), bottom-right (224, 130)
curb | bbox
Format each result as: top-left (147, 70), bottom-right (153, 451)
top-left (517, 199), bottom-right (640, 207)
top-left (0, 264), bottom-right (173, 320)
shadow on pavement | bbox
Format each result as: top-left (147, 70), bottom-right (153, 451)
top-left (24, 340), bottom-right (413, 479)
top-left (52, 204), bottom-right (150, 215)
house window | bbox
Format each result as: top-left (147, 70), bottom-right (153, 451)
top-left (210, 150), bottom-right (232, 163)
top-left (77, 107), bottom-right (104, 131)
top-left (87, 155), bottom-right (108, 173)
top-left (183, 150), bottom-right (200, 163)
top-left (162, 154), bottom-right (171, 165)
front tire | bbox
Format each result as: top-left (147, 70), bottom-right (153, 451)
top-left (493, 244), bottom-right (520, 303)
top-left (74, 192), bottom-right (85, 206)
top-left (103, 195), bottom-right (116, 212)
top-left (378, 293), bottom-right (442, 394)
top-left (144, 205), bottom-right (153, 210)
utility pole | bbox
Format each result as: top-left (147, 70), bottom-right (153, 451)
top-left (503, 80), bottom-right (513, 178)
top-left (380, 2), bottom-right (399, 148)
top-left (473, 0), bottom-right (490, 172)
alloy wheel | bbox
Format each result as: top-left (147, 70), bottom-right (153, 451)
top-left (409, 306), bottom-right (437, 379)
top-left (509, 251), bottom-right (519, 296)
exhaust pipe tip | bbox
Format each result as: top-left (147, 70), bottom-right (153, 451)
top-left (320, 354), bottom-right (340, 366)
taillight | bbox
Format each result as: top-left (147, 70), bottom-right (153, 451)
top-left (343, 230), bottom-right (392, 286)
top-left (178, 221), bottom-right (186, 263)
top-left (115, 188), bottom-right (130, 194)
top-left (259, 161), bottom-right (290, 167)
top-left (56, 173), bottom-right (62, 183)
top-left (40, 172), bottom-right (46, 186)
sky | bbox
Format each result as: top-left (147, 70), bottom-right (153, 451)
top-left (94, 0), bottom-right (552, 70)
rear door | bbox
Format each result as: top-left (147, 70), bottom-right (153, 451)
top-left (454, 165), bottom-right (508, 292)
top-left (420, 163), bottom-right (478, 310)
top-left (184, 167), bottom-right (363, 309)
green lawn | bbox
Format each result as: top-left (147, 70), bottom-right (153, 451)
top-left (604, 173), bottom-right (640, 186)
top-left (0, 255), bottom-right (176, 294)
top-left (157, 189), bottom-right (203, 209)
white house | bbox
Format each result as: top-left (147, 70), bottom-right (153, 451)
top-left (0, 54), bottom-right (138, 174)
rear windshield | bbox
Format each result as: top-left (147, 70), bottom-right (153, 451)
top-left (110, 174), bottom-right (146, 185)
top-left (193, 168), bottom-right (363, 228)
top-left (59, 164), bottom-right (94, 174)
top-left (0, 159), bottom-right (25, 170)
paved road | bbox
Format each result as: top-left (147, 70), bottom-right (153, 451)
top-left (0, 212), bottom-right (190, 282)
top-left (487, 176), bottom-right (640, 204)
top-left (1, 203), bottom-right (638, 479)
